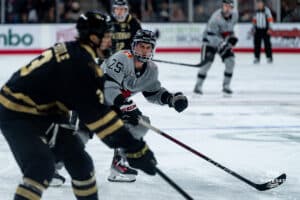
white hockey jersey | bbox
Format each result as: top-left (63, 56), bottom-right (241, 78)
top-left (202, 9), bottom-right (239, 47)
top-left (101, 50), bottom-right (168, 106)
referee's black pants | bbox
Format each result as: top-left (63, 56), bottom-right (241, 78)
top-left (254, 29), bottom-right (273, 60)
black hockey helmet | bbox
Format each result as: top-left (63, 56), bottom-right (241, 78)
top-left (76, 10), bottom-right (112, 42)
top-left (131, 29), bottom-right (157, 63)
top-left (222, 0), bottom-right (234, 7)
top-left (112, 0), bottom-right (129, 21)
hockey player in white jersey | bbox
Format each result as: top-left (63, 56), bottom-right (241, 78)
top-left (102, 29), bottom-right (188, 182)
top-left (194, 0), bottom-right (239, 95)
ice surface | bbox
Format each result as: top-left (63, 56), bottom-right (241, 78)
top-left (0, 53), bottom-right (299, 200)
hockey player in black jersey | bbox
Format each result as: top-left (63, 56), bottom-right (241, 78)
top-left (52, 1), bottom-right (142, 185)
top-left (111, 0), bottom-right (142, 53)
top-left (0, 11), bottom-right (157, 200)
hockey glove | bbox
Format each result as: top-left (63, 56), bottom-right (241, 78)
top-left (227, 35), bottom-right (238, 46)
top-left (125, 141), bottom-right (157, 175)
top-left (168, 92), bottom-right (188, 113)
top-left (120, 100), bottom-right (142, 126)
top-left (218, 42), bottom-right (232, 57)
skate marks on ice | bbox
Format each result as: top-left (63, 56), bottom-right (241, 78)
top-left (161, 126), bottom-right (300, 143)
top-left (187, 90), bottom-right (300, 107)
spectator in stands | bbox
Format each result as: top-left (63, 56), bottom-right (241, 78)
top-left (158, 1), bottom-right (170, 22)
top-left (170, 2), bottom-right (186, 22)
top-left (291, 0), bottom-right (300, 21)
top-left (194, 4), bottom-right (210, 22)
top-left (238, 0), bottom-right (254, 22)
top-left (36, 0), bottom-right (56, 23)
top-left (6, 0), bottom-right (21, 23)
top-left (282, 0), bottom-right (300, 22)
top-left (128, 0), bottom-right (142, 20)
top-left (281, 0), bottom-right (292, 21)
top-left (64, 1), bottom-right (81, 22)
top-left (98, 0), bottom-right (111, 13)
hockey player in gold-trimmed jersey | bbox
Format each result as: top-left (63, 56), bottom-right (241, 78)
top-left (111, 0), bottom-right (142, 53)
top-left (0, 11), bottom-right (157, 200)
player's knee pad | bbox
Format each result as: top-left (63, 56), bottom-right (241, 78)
top-left (125, 115), bottom-right (150, 140)
top-left (51, 131), bottom-right (86, 168)
top-left (64, 150), bottom-right (95, 180)
top-left (201, 45), bottom-right (217, 62)
top-left (224, 56), bottom-right (235, 74)
top-left (198, 61), bottom-right (213, 76)
top-left (57, 130), bottom-right (86, 156)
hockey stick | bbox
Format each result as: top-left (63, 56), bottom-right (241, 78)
top-left (153, 59), bottom-right (207, 68)
top-left (139, 119), bottom-right (286, 191)
top-left (156, 167), bottom-right (194, 200)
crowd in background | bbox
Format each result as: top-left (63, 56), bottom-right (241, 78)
top-left (1, 0), bottom-right (300, 23)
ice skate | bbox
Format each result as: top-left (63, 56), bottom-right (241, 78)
top-left (107, 154), bottom-right (138, 183)
top-left (222, 86), bottom-right (233, 97)
top-left (50, 170), bottom-right (66, 187)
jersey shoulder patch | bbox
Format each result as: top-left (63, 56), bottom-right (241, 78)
top-left (122, 50), bottom-right (133, 59)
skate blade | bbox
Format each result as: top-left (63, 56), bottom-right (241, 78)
top-left (107, 169), bottom-right (136, 183)
top-left (222, 92), bottom-right (232, 98)
top-left (50, 178), bottom-right (66, 187)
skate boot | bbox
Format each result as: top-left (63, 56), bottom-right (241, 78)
top-left (193, 85), bottom-right (203, 95)
top-left (193, 74), bottom-right (206, 95)
top-left (222, 86), bottom-right (233, 97)
top-left (267, 58), bottom-right (273, 64)
top-left (253, 58), bottom-right (260, 64)
top-left (107, 154), bottom-right (138, 182)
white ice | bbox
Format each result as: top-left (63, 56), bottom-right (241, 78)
top-left (0, 53), bottom-right (299, 200)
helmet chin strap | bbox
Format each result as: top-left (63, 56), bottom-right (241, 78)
top-left (88, 37), bottom-right (102, 57)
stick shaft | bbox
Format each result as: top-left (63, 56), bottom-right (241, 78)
top-left (153, 59), bottom-right (205, 68)
top-left (139, 120), bottom-right (259, 189)
top-left (156, 167), bottom-right (194, 200)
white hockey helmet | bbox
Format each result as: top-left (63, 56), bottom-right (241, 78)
top-left (112, 0), bottom-right (129, 22)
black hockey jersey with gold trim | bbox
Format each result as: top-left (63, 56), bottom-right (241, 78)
top-left (111, 14), bottom-right (141, 52)
top-left (0, 41), bottom-right (123, 139)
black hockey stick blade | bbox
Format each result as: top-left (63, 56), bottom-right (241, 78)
top-left (254, 173), bottom-right (286, 191)
top-left (139, 119), bottom-right (287, 192)
top-left (153, 59), bottom-right (207, 68)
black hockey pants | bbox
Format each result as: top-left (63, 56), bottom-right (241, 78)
top-left (254, 29), bottom-right (273, 60)
top-left (0, 105), bottom-right (98, 200)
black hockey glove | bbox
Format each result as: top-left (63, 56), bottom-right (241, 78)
top-left (120, 100), bottom-right (142, 126)
top-left (125, 141), bottom-right (157, 175)
top-left (227, 35), bottom-right (238, 46)
top-left (168, 92), bottom-right (188, 113)
top-left (218, 42), bottom-right (232, 57)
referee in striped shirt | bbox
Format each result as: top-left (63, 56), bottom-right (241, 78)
top-left (252, 0), bottom-right (274, 63)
